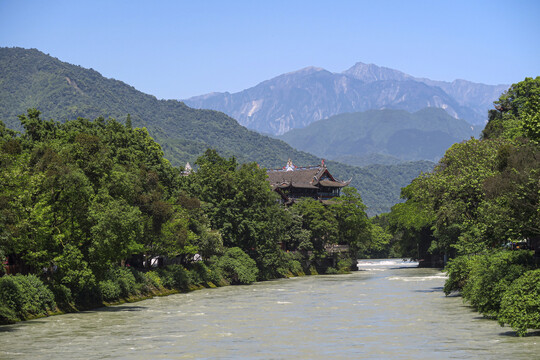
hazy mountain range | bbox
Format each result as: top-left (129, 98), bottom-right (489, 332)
top-left (184, 62), bottom-right (508, 135)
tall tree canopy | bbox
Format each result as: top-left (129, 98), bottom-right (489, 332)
top-left (389, 77), bottom-right (540, 262)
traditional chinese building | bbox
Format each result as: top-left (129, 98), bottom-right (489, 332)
top-left (266, 159), bottom-right (351, 204)
top-left (181, 162), bottom-right (193, 176)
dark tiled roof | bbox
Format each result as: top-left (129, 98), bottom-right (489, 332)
top-left (266, 163), bottom-right (350, 189)
top-left (319, 179), bottom-right (349, 188)
top-left (267, 166), bottom-right (321, 189)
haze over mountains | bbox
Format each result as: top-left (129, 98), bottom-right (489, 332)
top-left (184, 62), bottom-right (508, 135)
top-left (278, 108), bottom-right (479, 165)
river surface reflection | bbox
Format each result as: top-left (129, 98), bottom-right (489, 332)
top-left (0, 259), bottom-right (538, 359)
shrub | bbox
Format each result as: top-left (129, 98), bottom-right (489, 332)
top-left (498, 269), bottom-right (540, 336)
top-left (337, 258), bottom-right (354, 273)
top-left (112, 267), bottom-right (137, 297)
top-left (213, 247), bottom-right (258, 285)
top-left (128, 266), bottom-right (146, 284)
top-left (51, 284), bottom-right (73, 309)
top-left (100, 266), bottom-right (137, 298)
top-left (126, 267), bottom-right (151, 294)
top-left (277, 259), bottom-right (303, 277)
top-left (0, 275), bottom-right (21, 312)
top-left (287, 259), bottom-right (304, 276)
top-left (26, 275), bottom-right (56, 312)
top-left (444, 254), bottom-right (478, 295)
top-left (205, 262), bottom-right (227, 286)
top-left (462, 250), bottom-right (536, 317)
top-left (325, 267), bottom-right (338, 274)
top-left (74, 283), bottom-right (102, 309)
top-left (255, 248), bottom-right (292, 280)
top-left (144, 271), bottom-right (163, 290)
top-left (158, 264), bottom-right (190, 290)
top-left (0, 274), bottom-right (56, 319)
top-left (99, 280), bottom-right (121, 302)
top-left (54, 244), bottom-right (96, 300)
top-left (187, 269), bottom-right (202, 286)
top-left (188, 262), bottom-right (212, 286)
top-left (276, 252), bottom-right (304, 277)
top-left (0, 305), bottom-right (17, 325)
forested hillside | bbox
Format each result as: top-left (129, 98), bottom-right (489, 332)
top-left (0, 47), bottom-right (432, 214)
top-left (0, 47), bottom-right (315, 168)
top-left (278, 108), bottom-right (478, 164)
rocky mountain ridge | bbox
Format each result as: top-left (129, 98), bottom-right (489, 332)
top-left (184, 62), bottom-right (508, 135)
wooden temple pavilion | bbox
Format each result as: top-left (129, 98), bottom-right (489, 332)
top-left (266, 159), bottom-right (351, 204)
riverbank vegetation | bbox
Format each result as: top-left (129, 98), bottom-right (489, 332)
top-left (0, 109), bottom-right (384, 324)
top-left (386, 77), bottom-right (540, 336)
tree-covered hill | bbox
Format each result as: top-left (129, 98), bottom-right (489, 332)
top-left (0, 47), bottom-right (316, 168)
top-left (0, 47), bottom-right (432, 214)
top-left (278, 108), bottom-right (479, 164)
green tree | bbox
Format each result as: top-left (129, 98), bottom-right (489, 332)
top-left (481, 143), bottom-right (540, 243)
top-left (390, 139), bottom-right (503, 258)
top-left (388, 195), bottom-right (435, 260)
top-left (88, 191), bottom-right (144, 274)
top-left (292, 198), bottom-right (338, 260)
top-left (367, 223), bottom-right (393, 258)
top-left (482, 76), bottom-right (540, 141)
top-left (330, 187), bottom-right (371, 257)
top-left (125, 114), bottom-right (132, 129)
top-left (461, 250), bottom-right (536, 318)
top-left (19, 109), bottom-right (58, 144)
top-left (188, 149), bottom-right (279, 253)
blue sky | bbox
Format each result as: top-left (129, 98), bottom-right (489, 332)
top-left (1, 0), bottom-right (539, 99)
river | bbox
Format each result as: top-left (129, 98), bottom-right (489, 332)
top-left (0, 259), bottom-right (537, 359)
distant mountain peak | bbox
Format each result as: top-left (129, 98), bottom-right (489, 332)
top-left (343, 62), bottom-right (413, 83)
top-left (183, 60), bottom-right (509, 134)
top-left (279, 66), bottom-right (327, 78)
top-left (290, 66), bottom-right (325, 74)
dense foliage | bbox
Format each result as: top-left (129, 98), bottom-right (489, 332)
top-left (460, 251), bottom-right (535, 317)
top-left (0, 274), bottom-right (56, 323)
top-left (0, 109), bottom-right (381, 324)
top-left (211, 247), bottom-right (258, 285)
top-left (498, 269), bottom-right (540, 336)
top-left (387, 77), bottom-right (540, 335)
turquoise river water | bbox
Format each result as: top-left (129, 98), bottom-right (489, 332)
top-left (0, 259), bottom-right (538, 359)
